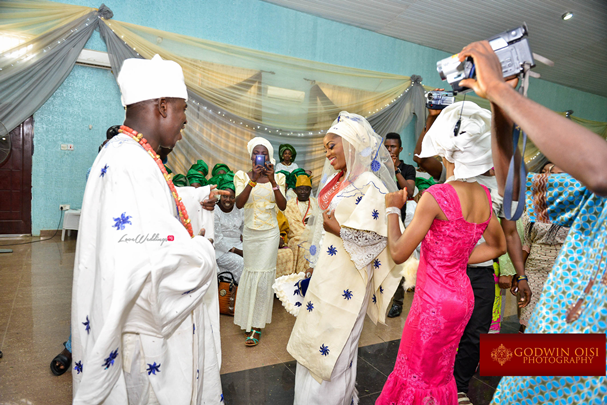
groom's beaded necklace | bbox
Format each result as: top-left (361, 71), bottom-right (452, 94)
top-left (119, 125), bottom-right (194, 238)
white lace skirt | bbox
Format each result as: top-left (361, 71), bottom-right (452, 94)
top-left (234, 227), bottom-right (279, 331)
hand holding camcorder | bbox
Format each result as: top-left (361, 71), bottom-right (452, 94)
top-left (437, 24), bottom-right (535, 94)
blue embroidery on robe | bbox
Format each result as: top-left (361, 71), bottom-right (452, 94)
top-left (327, 245), bottom-right (338, 256)
top-left (295, 302), bottom-right (302, 307)
top-left (310, 245), bottom-right (317, 256)
top-left (379, 285), bottom-right (384, 294)
top-left (372, 209), bottom-right (379, 220)
top-left (147, 362), bottom-right (161, 375)
top-left (373, 258), bottom-right (381, 269)
top-left (83, 316), bottom-right (90, 334)
top-left (182, 288), bottom-right (197, 295)
top-left (320, 344), bottom-right (330, 356)
top-left (306, 301), bottom-right (314, 312)
top-left (220, 394), bottom-right (224, 402)
top-left (371, 159), bottom-right (380, 172)
top-left (100, 164), bottom-right (109, 177)
top-left (103, 348), bottom-right (119, 369)
top-left (343, 289), bottom-right (353, 300)
top-left (74, 361), bottom-right (83, 374)
top-left (355, 196), bottom-right (363, 205)
top-left (112, 213), bottom-right (132, 230)
top-left (372, 294), bottom-right (377, 304)
top-left (193, 323), bottom-right (195, 334)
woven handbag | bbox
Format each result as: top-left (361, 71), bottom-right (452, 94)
top-left (218, 271), bottom-right (238, 316)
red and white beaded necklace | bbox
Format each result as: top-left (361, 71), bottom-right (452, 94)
top-left (119, 125), bottom-right (194, 238)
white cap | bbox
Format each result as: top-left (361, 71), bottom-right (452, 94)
top-left (417, 101), bottom-right (492, 179)
top-left (117, 54), bottom-right (188, 107)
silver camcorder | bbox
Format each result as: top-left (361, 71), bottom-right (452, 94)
top-left (426, 90), bottom-right (455, 110)
top-left (436, 24), bottom-right (535, 94)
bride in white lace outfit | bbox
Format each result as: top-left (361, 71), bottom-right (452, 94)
top-left (287, 112), bottom-right (403, 405)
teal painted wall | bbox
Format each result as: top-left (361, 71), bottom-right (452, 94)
top-left (32, 0), bottom-right (607, 234)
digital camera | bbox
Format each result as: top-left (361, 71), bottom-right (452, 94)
top-left (426, 91), bottom-right (455, 110)
top-left (436, 24), bottom-right (535, 94)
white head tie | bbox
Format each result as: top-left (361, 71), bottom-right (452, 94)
top-left (247, 136), bottom-right (276, 165)
top-left (117, 54), bottom-right (188, 107)
top-left (417, 101), bottom-right (492, 179)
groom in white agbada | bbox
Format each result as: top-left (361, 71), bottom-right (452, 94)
top-left (71, 55), bottom-right (224, 404)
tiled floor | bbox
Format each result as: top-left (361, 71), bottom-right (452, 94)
top-left (0, 234), bottom-right (520, 404)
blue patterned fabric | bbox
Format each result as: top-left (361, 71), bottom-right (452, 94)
top-left (492, 173), bottom-right (607, 405)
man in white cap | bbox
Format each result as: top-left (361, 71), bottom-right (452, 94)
top-left (71, 55), bottom-right (224, 404)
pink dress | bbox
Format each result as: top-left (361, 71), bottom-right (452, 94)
top-left (377, 183), bottom-right (492, 405)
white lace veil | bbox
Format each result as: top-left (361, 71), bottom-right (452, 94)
top-left (303, 111), bottom-right (398, 268)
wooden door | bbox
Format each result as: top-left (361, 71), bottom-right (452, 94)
top-left (0, 117), bottom-right (33, 234)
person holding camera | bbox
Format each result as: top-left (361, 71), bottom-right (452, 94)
top-left (458, 40), bottom-right (607, 405)
top-left (234, 137), bottom-right (287, 346)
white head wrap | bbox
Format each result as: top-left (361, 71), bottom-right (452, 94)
top-left (247, 136), bottom-right (276, 165)
top-left (117, 54), bottom-right (188, 107)
top-left (417, 101), bottom-right (492, 179)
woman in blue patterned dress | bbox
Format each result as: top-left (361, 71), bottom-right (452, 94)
top-left (458, 40), bottom-right (607, 404)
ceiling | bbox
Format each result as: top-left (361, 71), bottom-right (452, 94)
top-left (262, 0), bottom-right (607, 98)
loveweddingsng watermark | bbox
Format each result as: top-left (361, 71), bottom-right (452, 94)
top-left (118, 233), bottom-right (174, 246)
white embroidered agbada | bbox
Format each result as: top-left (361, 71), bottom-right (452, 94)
top-left (72, 54), bottom-right (222, 405)
top-left (71, 135), bottom-right (223, 405)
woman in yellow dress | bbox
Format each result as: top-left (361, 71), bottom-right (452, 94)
top-left (234, 137), bottom-right (286, 346)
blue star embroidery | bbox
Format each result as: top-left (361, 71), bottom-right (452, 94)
top-left (327, 245), bottom-right (338, 256)
top-left (82, 316), bottom-right (90, 334)
top-left (295, 302), bottom-right (302, 307)
top-left (182, 286), bottom-right (198, 295)
top-left (112, 212), bottom-right (132, 231)
top-left (343, 289), bottom-right (353, 300)
top-left (372, 209), bottom-right (379, 220)
top-left (103, 348), bottom-right (119, 370)
top-left (373, 259), bottom-right (381, 269)
top-left (379, 285), bottom-right (384, 294)
top-left (306, 301), bottom-right (314, 312)
top-left (355, 196), bottom-right (363, 205)
top-left (372, 294), bottom-right (377, 304)
top-left (74, 361), bottom-right (83, 374)
top-left (146, 362), bottom-right (161, 375)
top-left (100, 164), bottom-right (109, 177)
top-left (320, 344), bottom-right (330, 356)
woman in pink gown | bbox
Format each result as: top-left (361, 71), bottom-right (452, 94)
top-left (377, 102), bottom-right (508, 405)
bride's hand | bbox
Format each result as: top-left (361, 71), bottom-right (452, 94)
top-left (322, 209), bottom-right (340, 236)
